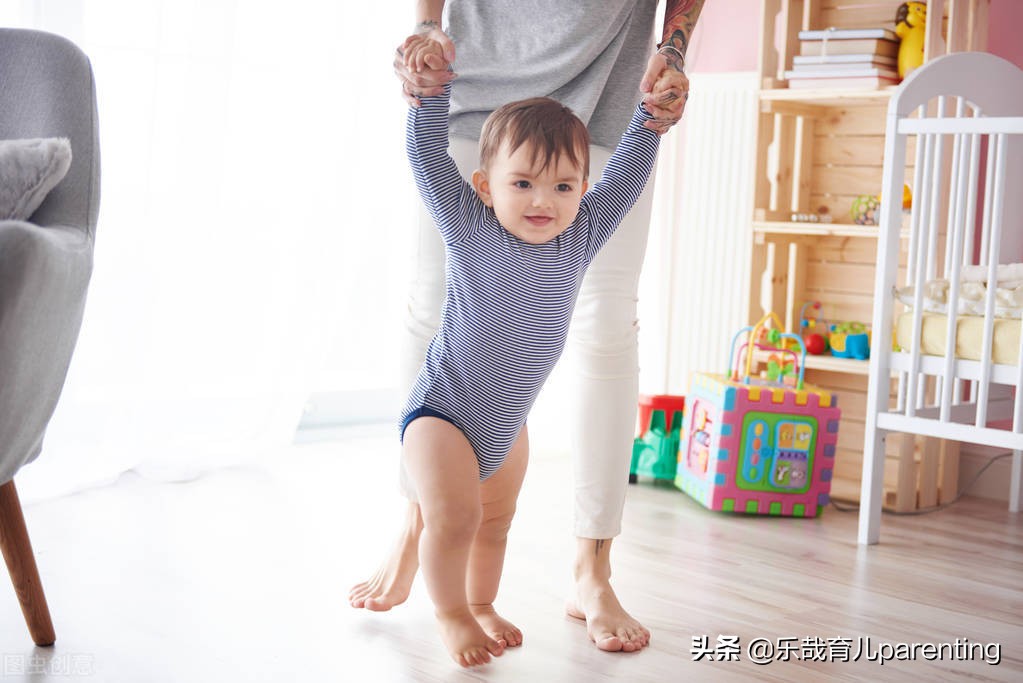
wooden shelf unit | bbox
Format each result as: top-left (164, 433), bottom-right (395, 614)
top-left (746, 0), bottom-right (989, 508)
top-left (753, 220), bottom-right (908, 239)
top-left (760, 86), bottom-right (897, 108)
top-left (754, 349), bottom-right (870, 374)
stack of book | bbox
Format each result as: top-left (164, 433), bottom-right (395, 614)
top-left (786, 27), bottom-right (900, 89)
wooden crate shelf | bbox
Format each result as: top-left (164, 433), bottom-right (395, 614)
top-left (752, 349), bottom-right (870, 375)
top-left (753, 220), bottom-right (900, 239)
top-left (761, 86), bottom-right (897, 109)
top-left (745, 0), bottom-right (989, 509)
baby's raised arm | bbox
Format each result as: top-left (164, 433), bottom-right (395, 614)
top-left (579, 104), bottom-right (661, 259)
top-left (406, 84), bottom-right (481, 245)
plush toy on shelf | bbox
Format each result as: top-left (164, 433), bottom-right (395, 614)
top-left (895, 1), bottom-right (927, 80)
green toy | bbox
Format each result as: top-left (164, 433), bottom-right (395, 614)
top-left (629, 408), bottom-right (684, 483)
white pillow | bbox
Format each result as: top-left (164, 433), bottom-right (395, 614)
top-left (895, 279), bottom-right (1023, 319)
top-left (0, 137), bottom-right (72, 221)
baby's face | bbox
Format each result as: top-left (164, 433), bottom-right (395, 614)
top-left (474, 141), bottom-right (588, 244)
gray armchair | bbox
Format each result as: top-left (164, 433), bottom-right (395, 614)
top-left (0, 28), bottom-right (101, 646)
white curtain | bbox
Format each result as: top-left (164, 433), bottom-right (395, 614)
top-left (3, 1), bottom-right (413, 501)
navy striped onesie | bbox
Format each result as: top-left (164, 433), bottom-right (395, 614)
top-left (400, 85), bottom-right (660, 480)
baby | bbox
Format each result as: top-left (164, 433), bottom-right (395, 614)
top-left (397, 35), bottom-right (660, 667)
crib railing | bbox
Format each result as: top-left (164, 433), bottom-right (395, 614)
top-left (889, 107), bottom-right (1023, 435)
top-left (859, 52), bottom-right (1023, 545)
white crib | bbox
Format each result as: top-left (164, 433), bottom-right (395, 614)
top-left (859, 52), bottom-right (1023, 545)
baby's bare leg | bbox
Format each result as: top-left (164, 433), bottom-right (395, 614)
top-left (467, 427), bottom-right (529, 647)
top-left (402, 417), bottom-right (505, 668)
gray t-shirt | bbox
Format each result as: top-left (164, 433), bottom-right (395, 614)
top-left (444, 0), bottom-right (659, 149)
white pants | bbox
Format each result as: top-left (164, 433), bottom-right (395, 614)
top-left (401, 136), bottom-right (655, 539)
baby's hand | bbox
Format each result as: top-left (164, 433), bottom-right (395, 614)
top-left (641, 70), bottom-right (688, 134)
top-left (402, 34), bottom-right (447, 74)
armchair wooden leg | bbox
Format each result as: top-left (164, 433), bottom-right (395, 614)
top-left (0, 480), bottom-right (55, 646)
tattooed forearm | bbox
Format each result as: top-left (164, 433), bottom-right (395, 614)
top-left (661, 30), bottom-right (689, 60)
top-left (416, 19), bottom-right (440, 34)
top-left (661, 0), bottom-right (707, 58)
top-left (414, 0), bottom-right (446, 34)
top-left (658, 45), bottom-right (685, 73)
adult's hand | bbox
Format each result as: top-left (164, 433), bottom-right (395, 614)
top-left (639, 47), bottom-right (689, 135)
top-left (394, 23), bottom-right (456, 107)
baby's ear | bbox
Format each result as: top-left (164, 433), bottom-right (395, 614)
top-left (471, 169), bottom-right (494, 207)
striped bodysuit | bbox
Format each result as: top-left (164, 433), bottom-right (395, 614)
top-left (400, 85), bottom-right (660, 480)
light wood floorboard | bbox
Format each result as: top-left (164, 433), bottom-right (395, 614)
top-left (0, 427), bottom-right (1019, 682)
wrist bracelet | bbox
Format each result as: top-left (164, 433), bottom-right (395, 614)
top-left (657, 43), bottom-right (685, 69)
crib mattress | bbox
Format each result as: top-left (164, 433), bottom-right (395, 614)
top-left (895, 313), bottom-right (1021, 365)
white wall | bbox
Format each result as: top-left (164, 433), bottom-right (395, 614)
top-left (4, 1), bottom-right (414, 499)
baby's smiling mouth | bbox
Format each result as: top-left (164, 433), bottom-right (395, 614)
top-left (525, 215), bottom-right (553, 226)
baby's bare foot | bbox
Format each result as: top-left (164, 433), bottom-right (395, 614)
top-left (348, 513), bottom-right (421, 611)
top-left (437, 607), bottom-right (505, 667)
top-left (469, 603), bottom-right (523, 647)
top-left (566, 576), bottom-right (650, 653)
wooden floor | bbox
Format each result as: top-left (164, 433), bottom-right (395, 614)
top-left (0, 426), bottom-right (1020, 682)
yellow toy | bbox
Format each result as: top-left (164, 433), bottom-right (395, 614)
top-left (878, 183), bottom-right (913, 209)
top-left (895, 2), bottom-right (927, 79)
top-left (900, 182), bottom-right (912, 210)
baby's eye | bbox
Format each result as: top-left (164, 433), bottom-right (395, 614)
top-left (556, 183), bottom-right (573, 192)
top-left (514, 180), bottom-right (531, 189)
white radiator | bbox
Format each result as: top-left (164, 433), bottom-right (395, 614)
top-left (639, 72), bottom-right (759, 395)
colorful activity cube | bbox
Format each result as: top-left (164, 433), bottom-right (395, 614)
top-left (676, 373), bottom-right (840, 516)
top-left (675, 314), bottom-right (841, 517)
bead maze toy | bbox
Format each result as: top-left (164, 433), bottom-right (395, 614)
top-left (798, 301), bottom-right (829, 355)
top-left (675, 313), bottom-right (841, 517)
top-left (630, 394), bottom-right (686, 483)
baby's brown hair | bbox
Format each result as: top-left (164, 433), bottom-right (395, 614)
top-left (478, 97), bottom-right (591, 179)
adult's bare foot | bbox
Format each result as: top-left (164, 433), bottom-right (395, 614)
top-left (566, 575), bottom-right (650, 652)
top-left (565, 537), bottom-right (650, 652)
top-left (348, 502), bottom-right (423, 611)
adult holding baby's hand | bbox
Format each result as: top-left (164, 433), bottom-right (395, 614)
top-left (353, 0), bottom-right (707, 655)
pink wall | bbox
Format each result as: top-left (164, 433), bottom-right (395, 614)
top-left (687, 0), bottom-right (1023, 73)
top-left (685, 0), bottom-right (760, 73)
top-left (986, 0), bottom-right (1023, 70)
